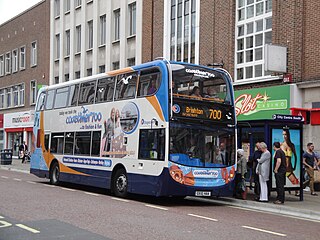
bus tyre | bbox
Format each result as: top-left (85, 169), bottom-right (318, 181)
top-left (50, 162), bottom-right (60, 185)
top-left (112, 169), bottom-right (128, 198)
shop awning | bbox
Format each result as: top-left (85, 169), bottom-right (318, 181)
top-left (5, 127), bottom-right (33, 132)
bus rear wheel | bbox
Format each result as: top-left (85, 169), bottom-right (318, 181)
top-left (50, 162), bottom-right (60, 185)
top-left (112, 169), bottom-right (128, 198)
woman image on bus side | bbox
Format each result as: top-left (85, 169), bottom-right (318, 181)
top-left (281, 129), bottom-right (299, 185)
top-left (102, 107), bottom-right (116, 155)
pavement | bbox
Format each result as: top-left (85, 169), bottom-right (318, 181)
top-left (1, 158), bottom-right (320, 221)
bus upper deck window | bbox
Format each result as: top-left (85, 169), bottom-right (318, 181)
top-left (78, 80), bottom-right (97, 105)
top-left (138, 68), bottom-right (160, 97)
top-left (68, 84), bottom-right (80, 107)
top-left (45, 90), bottom-right (55, 110)
top-left (115, 72), bottom-right (138, 100)
top-left (96, 77), bottom-right (115, 103)
top-left (36, 92), bottom-right (46, 111)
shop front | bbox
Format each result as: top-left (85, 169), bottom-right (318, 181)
top-left (4, 110), bottom-right (34, 157)
top-left (235, 84), bottom-right (304, 198)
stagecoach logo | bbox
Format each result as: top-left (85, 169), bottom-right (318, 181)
top-left (66, 106), bottom-right (102, 124)
top-left (172, 104), bottom-right (181, 113)
top-left (185, 68), bottom-right (215, 78)
top-left (193, 170), bottom-right (219, 178)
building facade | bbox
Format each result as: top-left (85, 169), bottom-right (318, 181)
top-left (0, 0), bottom-right (50, 156)
top-left (50, 0), bottom-right (142, 84)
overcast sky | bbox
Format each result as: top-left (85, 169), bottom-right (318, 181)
top-left (0, 0), bottom-right (42, 24)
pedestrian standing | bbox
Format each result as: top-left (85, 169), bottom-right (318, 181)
top-left (251, 142), bottom-right (262, 197)
top-left (303, 143), bottom-right (319, 196)
top-left (273, 142), bottom-right (286, 204)
top-left (256, 142), bottom-right (271, 202)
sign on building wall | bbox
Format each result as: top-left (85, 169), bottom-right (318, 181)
top-left (234, 85), bottom-right (291, 121)
top-left (4, 111), bottom-right (35, 128)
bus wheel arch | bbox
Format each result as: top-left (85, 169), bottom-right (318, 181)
top-left (111, 164), bottom-right (128, 198)
top-left (49, 160), bottom-right (60, 185)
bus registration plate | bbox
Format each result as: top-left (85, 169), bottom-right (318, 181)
top-left (195, 191), bottom-right (211, 197)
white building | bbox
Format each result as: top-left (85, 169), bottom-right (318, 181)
top-left (50, 0), bottom-right (142, 84)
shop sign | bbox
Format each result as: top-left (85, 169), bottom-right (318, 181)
top-left (4, 111), bottom-right (35, 128)
top-left (272, 114), bottom-right (304, 122)
top-left (234, 85), bottom-right (290, 121)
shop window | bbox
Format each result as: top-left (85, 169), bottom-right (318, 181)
top-left (138, 129), bottom-right (165, 160)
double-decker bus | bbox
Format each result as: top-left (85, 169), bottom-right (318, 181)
top-left (30, 60), bottom-right (236, 198)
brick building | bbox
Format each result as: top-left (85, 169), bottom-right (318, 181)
top-left (0, 0), bottom-right (50, 156)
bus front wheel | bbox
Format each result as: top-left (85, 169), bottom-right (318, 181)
top-left (50, 162), bottom-right (60, 185)
top-left (112, 169), bottom-right (128, 198)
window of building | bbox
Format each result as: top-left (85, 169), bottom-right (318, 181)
top-left (13, 86), bottom-right (19, 106)
top-left (56, 34), bottom-right (60, 59)
top-left (87, 68), bottom-right (92, 76)
top-left (31, 41), bottom-right (37, 67)
top-left (55, 0), bottom-right (60, 17)
top-left (5, 52), bottom-right (11, 74)
top-left (6, 87), bottom-right (12, 107)
top-left (112, 61), bottom-right (119, 70)
top-left (0, 55), bottom-right (4, 76)
top-left (65, 0), bottom-right (70, 13)
top-left (65, 30), bottom-right (70, 56)
top-left (114, 9), bottom-right (120, 41)
top-left (76, 25), bottom-right (81, 53)
top-left (235, 0), bottom-right (272, 81)
top-left (12, 49), bottom-right (18, 73)
top-left (19, 84), bottom-right (24, 106)
top-left (99, 65), bottom-right (105, 73)
top-left (19, 46), bottom-right (25, 70)
top-left (75, 0), bottom-right (82, 8)
top-left (128, 2), bottom-right (136, 36)
top-left (30, 80), bottom-right (37, 105)
top-left (88, 20), bottom-right (93, 49)
top-left (100, 15), bottom-right (106, 45)
top-left (169, 0), bottom-right (198, 63)
top-left (65, 73), bottom-right (69, 82)
top-left (75, 71), bottom-right (80, 79)
top-left (55, 76), bottom-right (59, 84)
top-left (127, 58), bottom-right (135, 67)
top-left (0, 89), bottom-right (4, 108)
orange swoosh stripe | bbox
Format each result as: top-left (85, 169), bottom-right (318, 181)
top-left (146, 96), bottom-right (164, 121)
